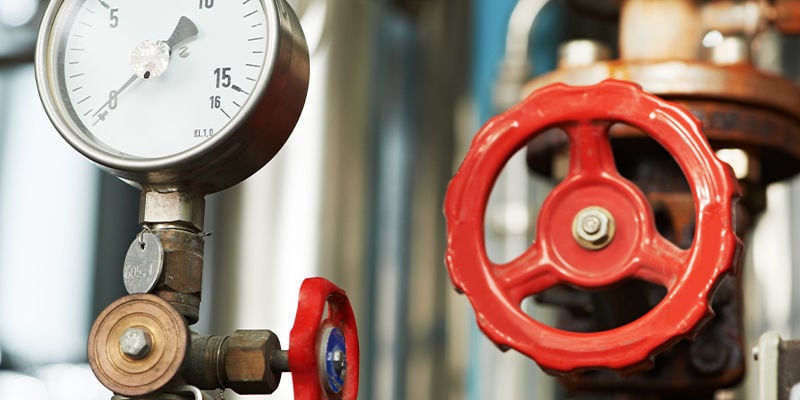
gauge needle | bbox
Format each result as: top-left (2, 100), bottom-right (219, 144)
top-left (92, 17), bottom-right (199, 121)
top-left (165, 16), bottom-right (199, 50)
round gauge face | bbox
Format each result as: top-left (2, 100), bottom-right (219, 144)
top-left (41, 0), bottom-right (272, 159)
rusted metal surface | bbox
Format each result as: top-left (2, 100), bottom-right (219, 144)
top-left (527, 100), bottom-right (800, 185)
top-left (150, 228), bottom-right (205, 324)
top-left (670, 100), bottom-right (800, 185)
top-left (184, 331), bottom-right (283, 395)
top-left (88, 294), bottom-right (189, 397)
top-left (221, 330), bottom-right (283, 395)
top-left (559, 276), bottom-right (744, 397)
top-left (620, 0), bottom-right (702, 60)
top-left (572, 0), bottom-right (794, 47)
top-left (184, 333), bottom-right (227, 390)
top-left (522, 61), bottom-right (800, 119)
top-left (774, 0), bottom-right (800, 34)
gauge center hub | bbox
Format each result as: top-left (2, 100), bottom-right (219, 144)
top-left (131, 40), bottom-right (171, 80)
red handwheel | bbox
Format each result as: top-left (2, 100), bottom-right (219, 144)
top-left (444, 80), bottom-right (741, 373)
top-left (289, 278), bottom-right (359, 399)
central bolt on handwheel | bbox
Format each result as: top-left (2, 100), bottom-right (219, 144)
top-left (444, 80), bottom-right (741, 373)
top-left (320, 327), bottom-right (347, 393)
top-left (572, 206), bottom-right (615, 250)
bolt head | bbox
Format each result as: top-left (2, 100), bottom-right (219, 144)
top-left (119, 327), bottom-right (152, 360)
top-left (580, 215), bottom-right (601, 235)
top-left (572, 207), bottom-right (615, 250)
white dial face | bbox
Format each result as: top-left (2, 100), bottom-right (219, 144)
top-left (49, 0), bottom-right (269, 158)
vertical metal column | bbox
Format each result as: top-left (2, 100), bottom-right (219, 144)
top-left (363, 12), bottom-right (416, 400)
top-left (210, 1), bottom-right (470, 399)
top-left (362, 2), bottom-right (471, 400)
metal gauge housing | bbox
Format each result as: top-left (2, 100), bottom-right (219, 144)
top-left (35, 0), bottom-right (309, 194)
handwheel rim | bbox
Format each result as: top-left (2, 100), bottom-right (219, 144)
top-left (444, 79), bottom-right (741, 372)
top-left (289, 278), bottom-right (360, 399)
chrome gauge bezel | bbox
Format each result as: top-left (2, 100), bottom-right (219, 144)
top-left (35, 0), bottom-right (309, 194)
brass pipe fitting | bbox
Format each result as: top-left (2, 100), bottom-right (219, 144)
top-left (147, 228), bottom-right (205, 324)
top-left (185, 330), bottom-right (284, 395)
top-left (88, 294), bottom-right (190, 397)
top-left (91, 296), bottom-right (287, 397)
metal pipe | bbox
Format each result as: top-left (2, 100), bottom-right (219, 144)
top-left (504, 0), bottom-right (551, 66)
top-left (494, 0), bottom-right (550, 111)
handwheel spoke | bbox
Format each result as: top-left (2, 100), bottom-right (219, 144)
top-left (496, 243), bottom-right (559, 303)
top-left (631, 234), bottom-right (688, 290)
top-left (565, 120), bottom-right (617, 178)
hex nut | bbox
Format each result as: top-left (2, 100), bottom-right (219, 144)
top-left (156, 229), bottom-right (204, 294)
top-left (223, 330), bottom-right (282, 395)
top-left (162, 250), bottom-right (203, 293)
top-left (572, 206), bottom-right (615, 250)
top-left (119, 327), bottom-right (153, 360)
top-left (140, 191), bottom-right (205, 231)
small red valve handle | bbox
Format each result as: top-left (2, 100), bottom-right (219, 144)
top-left (289, 278), bottom-right (359, 400)
top-left (444, 80), bottom-right (742, 373)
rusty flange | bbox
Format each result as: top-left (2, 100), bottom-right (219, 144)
top-left (88, 294), bottom-right (189, 397)
top-left (523, 61), bottom-right (800, 118)
top-left (523, 61), bottom-right (800, 183)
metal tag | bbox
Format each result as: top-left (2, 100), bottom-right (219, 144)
top-left (123, 232), bottom-right (164, 294)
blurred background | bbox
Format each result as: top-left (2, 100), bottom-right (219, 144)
top-left (2, 0), bottom-right (800, 399)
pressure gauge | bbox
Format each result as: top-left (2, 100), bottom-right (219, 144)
top-left (35, 0), bottom-right (309, 193)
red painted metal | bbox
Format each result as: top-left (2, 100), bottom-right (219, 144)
top-left (289, 278), bottom-right (359, 399)
top-left (444, 80), bottom-right (741, 373)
